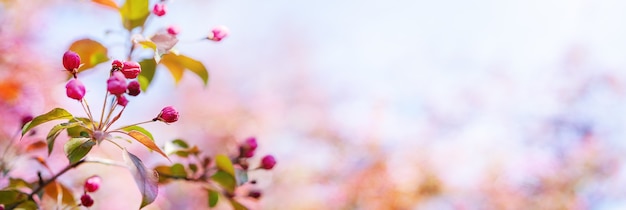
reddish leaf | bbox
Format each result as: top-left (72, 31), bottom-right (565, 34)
top-left (127, 131), bottom-right (169, 161)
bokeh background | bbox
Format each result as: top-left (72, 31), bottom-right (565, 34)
top-left (3, 0), bottom-right (626, 209)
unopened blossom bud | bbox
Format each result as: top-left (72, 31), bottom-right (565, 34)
top-left (112, 60), bottom-right (123, 70)
top-left (239, 137), bottom-right (258, 158)
top-left (260, 155), bottom-right (276, 170)
top-left (209, 26), bottom-right (229, 41)
top-left (167, 25), bottom-right (180, 36)
top-left (127, 80), bottom-right (141, 96)
top-left (152, 3), bottom-right (167, 17)
top-left (117, 95), bottom-right (128, 107)
top-left (63, 51), bottom-right (81, 72)
top-left (66, 79), bottom-right (86, 100)
top-left (84, 176), bottom-right (101, 193)
top-left (121, 61), bottom-right (141, 79)
top-left (81, 194), bottom-right (94, 207)
top-left (107, 71), bottom-right (127, 95)
top-left (155, 106), bottom-right (178, 123)
top-left (248, 190), bottom-right (262, 199)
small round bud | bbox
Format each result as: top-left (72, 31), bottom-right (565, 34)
top-left (112, 60), bottom-right (123, 70)
top-left (167, 25), bottom-right (180, 36)
top-left (80, 194), bottom-right (94, 207)
top-left (244, 137), bottom-right (258, 150)
top-left (127, 80), bottom-right (141, 96)
top-left (156, 106), bottom-right (179, 123)
top-left (66, 79), bottom-right (86, 100)
top-left (209, 26), bottom-right (229, 41)
top-left (239, 137), bottom-right (258, 158)
top-left (84, 176), bottom-right (101, 193)
top-left (248, 190), bottom-right (262, 199)
top-left (107, 71), bottom-right (127, 95)
top-left (20, 115), bottom-right (33, 127)
top-left (117, 95), bottom-right (128, 107)
top-left (152, 3), bottom-right (167, 17)
top-left (242, 149), bottom-right (254, 158)
top-left (63, 51), bottom-right (81, 72)
top-left (121, 61), bottom-right (141, 79)
top-left (260, 155), bottom-right (276, 170)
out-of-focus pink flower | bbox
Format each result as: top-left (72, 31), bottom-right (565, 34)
top-left (81, 194), bottom-right (94, 207)
top-left (240, 137), bottom-right (258, 158)
top-left (209, 26), bottom-right (229, 41)
top-left (152, 3), bottom-right (167, 17)
top-left (127, 80), bottom-right (141, 96)
top-left (260, 155), bottom-right (276, 170)
top-left (156, 106), bottom-right (178, 123)
top-left (84, 176), bottom-right (101, 192)
top-left (117, 95), bottom-right (128, 106)
top-left (121, 61), bottom-right (141, 79)
top-left (63, 51), bottom-right (81, 72)
top-left (65, 79), bottom-right (86, 100)
top-left (107, 71), bottom-right (127, 95)
top-left (167, 25), bottom-right (180, 36)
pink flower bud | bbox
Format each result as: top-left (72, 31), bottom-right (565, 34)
top-left (239, 137), bottom-right (258, 158)
top-left (248, 190), bottom-right (262, 199)
top-left (63, 51), bottom-right (81, 72)
top-left (209, 26), bottom-right (229, 41)
top-left (81, 194), bottom-right (94, 207)
top-left (127, 80), bottom-right (141, 96)
top-left (121, 61), bottom-right (141, 79)
top-left (156, 106), bottom-right (178, 123)
top-left (152, 3), bottom-right (167, 17)
top-left (20, 115), bottom-right (33, 127)
top-left (84, 176), bottom-right (101, 193)
top-left (66, 79), bottom-right (86, 100)
top-left (117, 95), bottom-right (128, 106)
top-left (167, 25), bottom-right (180, 36)
top-left (112, 60), bottom-right (123, 70)
top-left (107, 71), bottom-right (127, 95)
top-left (245, 137), bottom-right (258, 150)
top-left (260, 155), bottom-right (276, 170)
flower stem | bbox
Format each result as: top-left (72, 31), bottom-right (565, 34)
top-left (110, 120), bottom-right (155, 131)
top-left (98, 91), bottom-right (110, 130)
top-left (102, 99), bottom-right (119, 129)
top-left (27, 159), bottom-right (86, 201)
top-left (103, 106), bottom-right (125, 131)
top-left (80, 99), bottom-right (96, 129)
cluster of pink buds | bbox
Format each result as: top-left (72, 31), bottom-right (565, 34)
top-left (106, 60), bottom-right (142, 107)
top-left (80, 176), bottom-right (101, 207)
top-left (208, 26), bottom-right (229, 42)
top-left (237, 137), bottom-right (276, 170)
top-left (152, 3), bottom-right (167, 17)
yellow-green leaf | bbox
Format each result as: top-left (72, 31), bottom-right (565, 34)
top-left (120, 0), bottom-right (149, 30)
top-left (68, 39), bottom-right (109, 73)
top-left (159, 54), bottom-right (209, 85)
top-left (127, 130), bottom-right (169, 161)
top-left (22, 108), bottom-right (73, 136)
top-left (211, 170), bottom-right (235, 193)
top-left (215, 154), bottom-right (235, 177)
top-left (138, 58), bottom-right (157, 92)
top-left (121, 125), bottom-right (154, 141)
top-left (0, 190), bottom-right (28, 205)
top-left (47, 121), bottom-right (82, 155)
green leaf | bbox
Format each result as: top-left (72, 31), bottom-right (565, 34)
top-left (120, 0), bottom-right (149, 30)
top-left (121, 125), bottom-right (154, 141)
top-left (66, 117), bottom-right (93, 138)
top-left (170, 163), bottom-right (187, 178)
top-left (138, 58), bottom-right (157, 92)
top-left (22, 108), bottom-right (73, 136)
top-left (215, 154), bottom-right (235, 177)
top-left (171, 139), bottom-right (189, 148)
top-left (15, 200), bottom-right (38, 210)
top-left (44, 181), bottom-right (76, 207)
top-left (208, 189), bottom-right (219, 207)
top-left (124, 149), bottom-right (159, 208)
top-left (47, 121), bottom-right (82, 155)
top-left (68, 39), bottom-right (109, 73)
top-left (8, 178), bottom-right (33, 190)
top-left (0, 190), bottom-right (28, 205)
top-left (211, 170), bottom-right (236, 193)
top-left (126, 131), bottom-right (169, 161)
top-left (63, 137), bottom-right (95, 164)
top-left (235, 168), bottom-right (248, 186)
top-left (160, 54), bottom-right (209, 85)
top-left (138, 40), bottom-right (157, 51)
